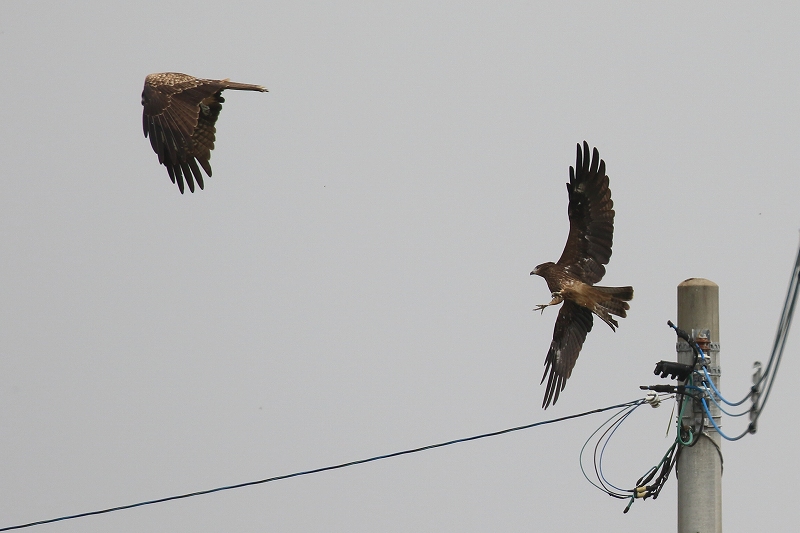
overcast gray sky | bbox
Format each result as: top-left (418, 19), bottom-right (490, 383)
top-left (2, 1), bottom-right (799, 531)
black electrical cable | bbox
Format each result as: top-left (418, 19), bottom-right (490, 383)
top-left (0, 399), bottom-right (641, 532)
top-left (756, 240), bottom-right (800, 417)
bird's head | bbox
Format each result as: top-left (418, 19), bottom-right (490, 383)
top-left (530, 262), bottom-right (555, 277)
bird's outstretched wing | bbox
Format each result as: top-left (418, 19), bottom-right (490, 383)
top-left (141, 72), bottom-right (266, 193)
top-left (541, 300), bottom-right (593, 409)
top-left (556, 141), bottom-right (615, 284)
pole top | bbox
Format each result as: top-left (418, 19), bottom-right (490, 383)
top-left (677, 277), bottom-right (720, 344)
top-left (678, 278), bottom-right (719, 288)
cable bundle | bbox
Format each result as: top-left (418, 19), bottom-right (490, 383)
top-left (668, 235), bottom-right (799, 441)
top-left (579, 395), bottom-right (675, 513)
top-left (581, 238), bottom-right (800, 512)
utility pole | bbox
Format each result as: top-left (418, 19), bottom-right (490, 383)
top-left (676, 278), bottom-right (722, 533)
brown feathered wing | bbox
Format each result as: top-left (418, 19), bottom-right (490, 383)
top-left (141, 72), bottom-right (267, 193)
top-left (557, 141), bottom-right (615, 283)
top-left (542, 301), bottom-right (593, 408)
top-left (541, 142), bottom-right (615, 408)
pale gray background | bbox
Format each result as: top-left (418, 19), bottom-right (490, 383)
top-left (1, 1), bottom-right (798, 531)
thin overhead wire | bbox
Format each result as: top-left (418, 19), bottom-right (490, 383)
top-left (707, 237), bottom-right (800, 431)
top-left (0, 399), bottom-right (642, 532)
top-left (757, 237), bottom-right (800, 415)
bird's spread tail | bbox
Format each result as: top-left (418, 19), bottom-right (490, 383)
top-left (594, 285), bottom-right (634, 301)
top-left (221, 80), bottom-right (268, 92)
top-left (590, 285), bottom-right (633, 331)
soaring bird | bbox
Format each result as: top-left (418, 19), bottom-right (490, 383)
top-left (141, 72), bottom-right (267, 193)
top-left (530, 142), bottom-right (633, 409)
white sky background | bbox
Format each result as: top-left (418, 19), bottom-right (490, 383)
top-left (1, 1), bottom-right (799, 531)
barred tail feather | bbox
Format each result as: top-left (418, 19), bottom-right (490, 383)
top-left (592, 290), bottom-right (632, 331)
top-left (594, 285), bottom-right (634, 301)
top-left (594, 308), bottom-right (619, 331)
top-left (222, 80), bottom-right (268, 92)
top-left (601, 298), bottom-right (629, 318)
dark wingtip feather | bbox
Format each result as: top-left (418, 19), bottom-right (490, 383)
top-left (540, 350), bottom-right (564, 409)
top-left (541, 369), bottom-right (563, 409)
top-left (182, 163), bottom-right (196, 193)
top-left (583, 142), bottom-right (590, 171)
top-left (173, 165), bottom-right (186, 194)
top-left (198, 158), bottom-right (212, 177)
top-left (166, 165), bottom-right (176, 185)
top-left (189, 159), bottom-right (205, 190)
top-left (590, 147), bottom-right (600, 174)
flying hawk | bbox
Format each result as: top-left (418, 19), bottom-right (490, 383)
top-left (141, 72), bottom-right (267, 193)
top-left (530, 142), bottom-right (633, 409)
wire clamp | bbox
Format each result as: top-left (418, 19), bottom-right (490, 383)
top-left (644, 392), bottom-right (661, 407)
top-left (749, 361), bottom-right (763, 434)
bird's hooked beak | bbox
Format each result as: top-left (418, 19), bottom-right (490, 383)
top-left (530, 266), bottom-right (540, 276)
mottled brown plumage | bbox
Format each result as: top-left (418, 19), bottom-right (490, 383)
top-left (530, 142), bottom-right (633, 409)
top-left (141, 72), bottom-right (267, 193)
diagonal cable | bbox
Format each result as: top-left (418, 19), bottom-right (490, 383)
top-left (0, 399), bottom-right (641, 532)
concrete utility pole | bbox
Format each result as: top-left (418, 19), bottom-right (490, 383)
top-left (676, 278), bottom-right (722, 533)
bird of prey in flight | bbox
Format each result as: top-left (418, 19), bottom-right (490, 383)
top-left (141, 72), bottom-right (267, 193)
top-left (530, 142), bottom-right (633, 409)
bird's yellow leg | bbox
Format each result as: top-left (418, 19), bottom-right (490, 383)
top-left (534, 293), bottom-right (564, 314)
